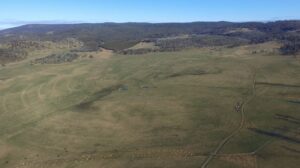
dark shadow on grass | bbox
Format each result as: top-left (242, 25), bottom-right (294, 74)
top-left (249, 128), bottom-right (300, 144)
top-left (144, 68), bottom-right (221, 80)
top-left (274, 114), bottom-right (300, 125)
top-left (165, 68), bottom-right (221, 79)
top-left (281, 145), bottom-right (300, 154)
top-left (0, 77), bottom-right (9, 81)
top-left (287, 100), bottom-right (300, 105)
top-left (73, 84), bottom-right (123, 111)
top-left (256, 82), bottom-right (300, 88)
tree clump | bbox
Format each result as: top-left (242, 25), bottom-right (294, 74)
top-left (0, 48), bottom-right (28, 64)
top-left (32, 53), bottom-right (79, 64)
top-left (279, 36), bottom-right (300, 55)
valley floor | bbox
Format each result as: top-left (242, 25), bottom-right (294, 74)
top-left (0, 43), bottom-right (299, 168)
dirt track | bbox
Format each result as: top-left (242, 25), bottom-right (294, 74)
top-left (201, 71), bottom-right (259, 168)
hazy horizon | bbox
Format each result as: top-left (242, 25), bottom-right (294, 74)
top-left (1, 19), bottom-right (300, 31)
top-left (1, 0), bottom-right (300, 30)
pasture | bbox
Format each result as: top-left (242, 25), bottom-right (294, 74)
top-left (0, 42), bottom-right (299, 168)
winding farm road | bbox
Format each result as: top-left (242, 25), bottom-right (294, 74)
top-left (200, 101), bottom-right (246, 168)
top-left (201, 72), bottom-right (257, 168)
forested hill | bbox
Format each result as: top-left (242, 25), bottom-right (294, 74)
top-left (0, 21), bottom-right (300, 51)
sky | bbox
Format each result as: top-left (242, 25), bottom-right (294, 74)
top-left (0, 0), bottom-right (300, 29)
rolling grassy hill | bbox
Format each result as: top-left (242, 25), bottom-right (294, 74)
top-left (0, 38), bottom-right (299, 168)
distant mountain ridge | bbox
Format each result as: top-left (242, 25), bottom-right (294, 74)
top-left (0, 21), bottom-right (300, 51)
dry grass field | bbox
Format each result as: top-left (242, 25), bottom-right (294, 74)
top-left (0, 42), bottom-right (299, 168)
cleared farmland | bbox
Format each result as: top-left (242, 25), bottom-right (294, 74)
top-left (0, 42), bottom-right (299, 168)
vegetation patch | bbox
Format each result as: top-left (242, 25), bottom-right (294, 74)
top-left (102, 40), bottom-right (139, 51)
top-left (32, 52), bottom-right (79, 64)
top-left (5, 40), bottom-right (48, 50)
top-left (0, 48), bottom-right (27, 64)
top-left (155, 35), bottom-right (249, 51)
top-left (120, 35), bottom-right (250, 55)
top-left (279, 35), bottom-right (300, 55)
top-left (120, 48), bottom-right (159, 55)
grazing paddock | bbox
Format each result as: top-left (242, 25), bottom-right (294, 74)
top-left (0, 43), bottom-right (299, 168)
